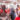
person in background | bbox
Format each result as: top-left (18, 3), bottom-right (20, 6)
top-left (10, 8), bottom-right (15, 20)
top-left (15, 11), bottom-right (20, 20)
top-left (15, 5), bottom-right (20, 20)
top-left (16, 5), bottom-right (19, 17)
top-left (1, 5), bottom-right (7, 17)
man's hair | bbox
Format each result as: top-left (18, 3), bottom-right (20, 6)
top-left (17, 5), bottom-right (19, 7)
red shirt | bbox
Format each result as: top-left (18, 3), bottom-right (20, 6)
top-left (5, 9), bottom-right (7, 13)
top-left (0, 9), bottom-right (3, 14)
top-left (1, 9), bottom-right (3, 13)
top-left (15, 17), bottom-right (20, 20)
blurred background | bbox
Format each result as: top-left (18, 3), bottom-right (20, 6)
top-left (0, 0), bottom-right (20, 20)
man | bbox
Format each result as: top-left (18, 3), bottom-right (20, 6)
top-left (2, 5), bottom-right (5, 12)
top-left (15, 5), bottom-right (20, 20)
top-left (16, 5), bottom-right (19, 17)
top-left (2, 5), bottom-right (7, 17)
top-left (10, 8), bottom-right (15, 20)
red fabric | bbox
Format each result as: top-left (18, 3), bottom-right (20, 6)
top-left (5, 9), bottom-right (7, 13)
top-left (1, 9), bottom-right (3, 13)
top-left (0, 9), bottom-right (3, 14)
top-left (8, 9), bottom-right (10, 13)
top-left (7, 9), bottom-right (10, 15)
top-left (15, 17), bottom-right (20, 20)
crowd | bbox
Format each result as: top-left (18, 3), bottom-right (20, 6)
top-left (0, 0), bottom-right (20, 20)
top-left (0, 4), bottom-right (20, 20)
